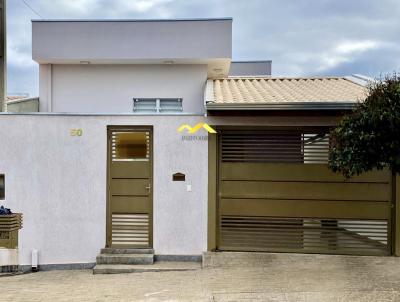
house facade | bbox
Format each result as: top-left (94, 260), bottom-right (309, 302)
top-left (1, 18), bottom-right (398, 269)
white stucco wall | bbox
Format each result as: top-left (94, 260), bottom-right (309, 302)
top-left (32, 19), bottom-right (232, 64)
top-left (40, 64), bottom-right (208, 114)
top-left (0, 113), bottom-right (340, 266)
top-left (0, 114), bottom-right (208, 266)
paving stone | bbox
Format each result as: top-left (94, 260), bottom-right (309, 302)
top-left (2, 253), bottom-right (400, 301)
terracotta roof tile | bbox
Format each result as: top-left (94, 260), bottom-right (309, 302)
top-left (207, 77), bottom-right (367, 105)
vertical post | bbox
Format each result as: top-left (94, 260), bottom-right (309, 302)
top-left (0, 0), bottom-right (6, 112)
top-left (207, 129), bottom-right (218, 251)
top-left (394, 173), bottom-right (400, 256)
top-left (39, 64), bottom-right (52, 112)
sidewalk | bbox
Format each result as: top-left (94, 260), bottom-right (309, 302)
top-left (1, 253), bottom-right (400, 301)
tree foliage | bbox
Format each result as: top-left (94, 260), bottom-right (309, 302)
top-left (329, 73), bottom-right (400, 178)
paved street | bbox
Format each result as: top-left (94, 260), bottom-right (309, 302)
top-left (2, 253), bottom-right (400, 301)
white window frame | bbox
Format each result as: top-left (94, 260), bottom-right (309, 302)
top-left (133, 98), bottom-right (183, 113)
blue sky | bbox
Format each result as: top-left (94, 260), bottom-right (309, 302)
top-left (7, 0), bottom-right (400, 97)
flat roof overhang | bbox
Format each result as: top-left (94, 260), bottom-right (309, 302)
top-left (32, 18), bottom-right (233, 78)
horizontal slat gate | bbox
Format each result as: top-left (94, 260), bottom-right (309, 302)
top-left (111, 214), bottom-right (149, 247)
top-left (218, 130), bottom-right (392, 256)
top-left (0, 214), bottom-right (23, 249)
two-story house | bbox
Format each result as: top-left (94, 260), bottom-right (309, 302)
top-left (1, 18), bottom-right (397, 273)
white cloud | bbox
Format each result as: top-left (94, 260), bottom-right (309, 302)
top-left (7, 40), bottom-right (36, 69)
top-left (316, 40), bottom-right (382, 72)
top-left (335, 40), bottom-right (379, 54)
top-left (128, 0), bottom-right (172, 13)
top-left (7, 0), bottom-right (400, 95)
top-left (35, 0), bottom-right (174, 18)
top-left (37, 0), bottom-right (100, 16)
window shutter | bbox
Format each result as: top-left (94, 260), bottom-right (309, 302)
top-left (133, 98), bottom-right (183, 113)
top-left (133, 99), bottom-right (157, 113)
top-left (159, 98), bottom-right (183, 113)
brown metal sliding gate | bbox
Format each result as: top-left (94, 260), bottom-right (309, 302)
top-left (217, 129), bottom-right (392, 255)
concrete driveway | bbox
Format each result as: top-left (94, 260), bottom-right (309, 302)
top-left (1, 253), bottom-right (400, 301)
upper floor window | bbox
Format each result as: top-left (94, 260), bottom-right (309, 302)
top-left (133, 98), bottom-right (183, 113)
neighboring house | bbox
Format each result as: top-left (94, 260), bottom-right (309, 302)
top-left (6, 96), bottom-right (26, 101)
top-left (6, 96), bottom-right (39, 112)
top-left (0, 18), bottom-right (398, 271)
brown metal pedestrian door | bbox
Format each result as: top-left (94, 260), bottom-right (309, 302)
top-left (107, 127), bottom-right (152, 248)
top-left (217, 129), bottom-right (392, 256)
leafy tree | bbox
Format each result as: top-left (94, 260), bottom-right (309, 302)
top-left (329, 73), bottom-right (400, 178)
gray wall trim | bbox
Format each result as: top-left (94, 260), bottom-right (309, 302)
top-left (206, 101), bottom-right (357, 111)
top-left (232, 60), bottom-right (272, 63)
top-left (20, 262), bottom-right (96, 272)
top-left (32, 18), bottom-right (233, 23)
top-left (154, 255), bottom-right (202, 262)
top-left (0, 112), bottom-right (205, 117)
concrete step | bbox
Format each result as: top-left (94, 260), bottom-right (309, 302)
top-left (93, 261), bottom-right (201, 274)
top-left (96, 253), bottom-right (154, 265)
top-left (100, 248), bottom-right (154, 255)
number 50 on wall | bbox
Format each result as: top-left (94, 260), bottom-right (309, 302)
top-left (70, 129), bottom-right (83, 136)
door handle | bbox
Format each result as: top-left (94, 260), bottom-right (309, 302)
top-left (145, 184), bottom-right (151, 194)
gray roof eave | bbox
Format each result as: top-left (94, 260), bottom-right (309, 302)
top-left (205, 101), bottom-right (358, 111)
top-left (31, 17), bottom-right (233, 23)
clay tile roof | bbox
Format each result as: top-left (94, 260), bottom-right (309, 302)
top-left (205, 76), bottom-right (368, 110)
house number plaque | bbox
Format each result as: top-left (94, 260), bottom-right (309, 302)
top-left (70, 129), bottom-right (83, 136)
